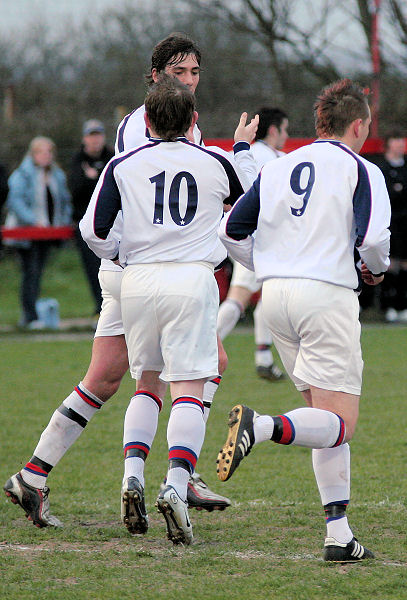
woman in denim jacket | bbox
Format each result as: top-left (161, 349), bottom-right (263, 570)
top-left (6, 137), bottom-right (72, 328)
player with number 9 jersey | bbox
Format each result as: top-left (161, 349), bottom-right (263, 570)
top-left (220, 139), bottom-right (391, 290)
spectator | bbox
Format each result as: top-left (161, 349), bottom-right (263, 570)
top-left (0, 160), bottom-right (9, 255)
top-left (373, 130), bottom-right (407, 322)
top-left (69, 120), bottom-right (114, 317)
top-left (5, 136), bottom-right (72, 329)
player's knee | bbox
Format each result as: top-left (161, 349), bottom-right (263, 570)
top-left (103, 376), bottom-right (122, 400)
top-left (137, 372), bottom-right (166, 398)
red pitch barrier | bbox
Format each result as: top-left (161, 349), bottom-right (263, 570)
top-left (204, 137), bottom-right (384, 154)
top-left (1, 225), bottom-right (74, 240)
top-left (0, 138), bottom-right (384, 243)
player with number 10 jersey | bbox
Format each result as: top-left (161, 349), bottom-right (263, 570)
top-left (81, 137), bottom-right (245, 269)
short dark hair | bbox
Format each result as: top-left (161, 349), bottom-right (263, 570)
top-left (314, 79), bottom-right (370, 138)
top-left (146, 32), bottom-right (201, 86)
top-left (254, 107), bottom-right (288, 141)
top-left (145, 75), bottom-right (196, 141)
top-left (383, 128), bottom-right (405, 148)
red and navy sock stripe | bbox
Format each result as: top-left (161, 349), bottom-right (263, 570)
top-left (332, 414), bottom-right (346, 447)
top-left (75, 385), bottom-right (103, 409)
top-left (210, 375), bottom-right (222, 386)
top-left (271, 414), bottom-right (296, 445)
top-left (123, 441), bottom-right (150, 460)
top-left (172, 396), bottom-right (204, 414)
top-left (168, 446), bottom-right (198, 471)
top-left (135, 390), bottom-right (162, 412)
top-left (23, 455), bottom-right (53, 478)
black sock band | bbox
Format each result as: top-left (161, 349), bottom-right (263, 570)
top-left (324, 501), bottom-right (348, 521)
top-left (29, 455), bottom-right (53, 474)
top-left (270, 415), bottom-right (295, 445)
top-left (169, 458), bottom-right (192, 474)
top-left (58, 405), bottom-right (88, 428)
top-left (124, 448), bottom-right (147, 461)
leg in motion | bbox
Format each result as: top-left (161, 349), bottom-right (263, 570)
top-left (4, 335), bottom-right (129, 527)
top-left (121, 371), bottom-right (165, 535)
top-left (156, 379), bottom-right (206, 545)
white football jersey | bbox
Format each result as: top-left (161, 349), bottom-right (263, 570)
top-left (80, 138), bottom-right (246, 268)
top-left (115, 104), bottom-right (203, 153)
top-left (251, 140), bottom-right (284, 171)
top-left (219, 139), bottom-right (391, 290)
top-left (100, 105), bottom-right (256, 272)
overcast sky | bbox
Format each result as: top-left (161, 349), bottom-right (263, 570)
top-left (0, 0), bottom-right (123, 33)
top-left (0, 0), bottom-right (401, 74)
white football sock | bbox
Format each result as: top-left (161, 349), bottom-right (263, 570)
top-left (312, 444), bottom-right (353, 544)
top-left (124, 457), bottom-right (146, 487)
top-left (254, 414), bottom-right (275, 443)
top-left (255, 348), bottom-right (273, 367)
top-left (166, 397), bottom-right (205, 500)
top-left (166, 467), bottom-right (190, 502)
top-left (217, 299), bottom-right (242, 340)
top-left (253, 299), bottom-right (273, 347)
top-left (22, 383), bottom-right (104, 489)
top-left (123, 392), bottom-right (161, 485)
top-left (278, 407), bottom-right (345, 448)
top-left (202, 376), bottom-right (221, 423)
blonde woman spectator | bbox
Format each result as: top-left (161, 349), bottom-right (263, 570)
top-left (6, 137), bottom-right (72, 328)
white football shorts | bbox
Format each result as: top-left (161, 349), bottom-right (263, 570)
top-left (94, 270), bottom-right (125, 337)
top-left (261, 278), bottom-right (363, 395)
top-left (230, 260), bottom-right (262, 294)
top-left (121, 262), bottom-right (219, 382)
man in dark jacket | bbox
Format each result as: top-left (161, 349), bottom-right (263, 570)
top-left (69, 120), bottom-right (114, 315)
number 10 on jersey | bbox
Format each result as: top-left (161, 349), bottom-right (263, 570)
top-left (150, 171), bottom-right (198, 226)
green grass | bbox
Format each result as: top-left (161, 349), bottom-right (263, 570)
top-left (0, 244), bottom-right (95, 326)
top-left (1, 326), bottom-right (406, 599)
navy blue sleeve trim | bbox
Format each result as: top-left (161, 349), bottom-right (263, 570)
top-left (93, 163), bottom-right (122, 239)
top-left (225, 174), bottom-right (261, 240)
top-left (94, 141), bottom-right (160, 238)
top-left (233, 141), bottom-right (250, 153)
top-left (181, 140), bottom-right (244, 205)
top-left (353, 161), bottom-right (372, 247)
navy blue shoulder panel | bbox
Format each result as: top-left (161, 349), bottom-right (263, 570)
top-left (94, 141), bottom-right (160, 239)
top-left (315, 141), bottom-right (371, 291)
top-left (181, 139), bottom-right (244, 204)
top-left (323, 141), bottom-right (372, 248)
top-left (116, 108), bottom-right (138, 153)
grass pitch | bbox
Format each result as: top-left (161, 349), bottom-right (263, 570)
top-left (1, 325), bottom-right (406, 599)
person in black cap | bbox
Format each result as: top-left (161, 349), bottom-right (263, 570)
top-left (69, 120), bottom-right (114, 317)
